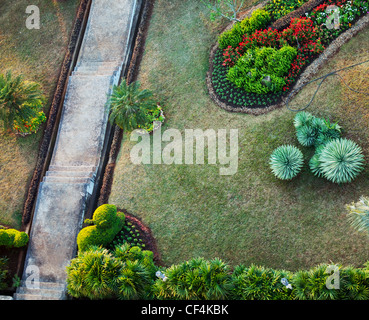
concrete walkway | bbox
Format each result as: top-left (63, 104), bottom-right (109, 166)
top-left (14, 0), bottom-right (142, 300)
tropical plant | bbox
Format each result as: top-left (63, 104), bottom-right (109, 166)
top-left (346, 197), bottom-right (369, 236)
top-left (231, 264), bottom-right (293, 300)
top-left (0, 70), bottom-right (45, 132)
top-left (318, 138), bottom-right (365, 184)
top-left (269, 145), bottom-right (304, 180)
top-left (292, 264), bottom-right (340, 300)
top-left (108, 81), bottom-right (156, 132)
top-left (66, 244), bottom-right (157, 300)
top-left (152, 257), bottom-right (233, 300)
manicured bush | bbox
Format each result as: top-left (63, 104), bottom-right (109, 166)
top-left (269, 145), bottom-right (304, 180)
top-left (77, 204), bottom-right (125, 252)
top-left (318, 138), bottom-right (365, 184)
top-left (0, 228), bottom-right (29, 248)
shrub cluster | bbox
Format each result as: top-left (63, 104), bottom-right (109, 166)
top-left (76, 204), bottom-right (125, 252)
top-left (0, 227), bottom-right (29, 248)
top-left (67, 244), bottom-right (157, 300)
top-left (66, 247), bottom-right (369, 300)
top-left (265, 0), bottom-right (311, 21)
top-left (227, 46), bottom-right (297, 94)
top-left (218, 9), bottom-right (271, 49)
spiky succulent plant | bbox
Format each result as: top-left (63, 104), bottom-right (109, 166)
top-left (296, 125), bottom-right (317, 147)
top-left (269, 145), bottom-right (304, 180)
top-left (346, 197), bottom-right (369, 236)
top-left (318, 138), bottom-right (365, 184)
top-left (293, 111), bottom-right (314, 129)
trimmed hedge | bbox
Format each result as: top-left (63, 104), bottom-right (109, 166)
top-left (0, 228), bottom-right (29, 248)
top-left (76, 204), bottom-right (125, 252)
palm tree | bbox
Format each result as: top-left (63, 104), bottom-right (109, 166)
top-left (0, 70), bottom-right (45, 132)
top-left (108, 81), bottom-right (155, 132)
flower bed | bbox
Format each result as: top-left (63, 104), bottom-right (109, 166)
top-left (209, 0), bottom-right (369, 112)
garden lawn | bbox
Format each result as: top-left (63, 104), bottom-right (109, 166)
top-left (0, 0), bottom-right (80, 228)
top-left (109, 0), bottom-right (369, 271)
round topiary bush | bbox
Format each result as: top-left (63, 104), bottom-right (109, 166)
top-left (318, 138), bottom-right (365, 184)
top-left (269, 145), bottom-right (304, 180)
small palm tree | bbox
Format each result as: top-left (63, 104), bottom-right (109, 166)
top-left (108, 81), bottom-right (155, 132)
top-left (0, 70), bottom-right (45, 132)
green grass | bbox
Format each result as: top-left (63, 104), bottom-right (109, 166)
top-left (109, 0), bottom-right (369, 271)
top-left (0, 0), bottom-right (80, 228)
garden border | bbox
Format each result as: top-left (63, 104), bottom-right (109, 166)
top-left (206, 3), bottom-right (369, 115)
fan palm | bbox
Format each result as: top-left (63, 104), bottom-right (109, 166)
top-left (0, 70), bottom-right (45, 131)
top-left (108, 81), bottom-right (155, 132)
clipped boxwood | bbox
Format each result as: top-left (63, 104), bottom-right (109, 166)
top-left (0, 228), bottom-right (29, 248)
top-left (77, 204), bottom-right (125, 252)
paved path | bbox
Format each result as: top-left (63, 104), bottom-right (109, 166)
top-left (14, 0), bottom-right (142, 300)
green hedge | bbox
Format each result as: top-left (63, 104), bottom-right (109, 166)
top-left (76, 204), bottom-right (125, 252)
top-left (0, 227), bottom-right (29, 248)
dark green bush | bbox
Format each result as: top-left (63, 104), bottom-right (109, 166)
top-left (77, 204), bottom-right (125, 252)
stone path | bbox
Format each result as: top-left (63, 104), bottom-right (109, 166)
top-left (14, 0), bottom-right (142, 300)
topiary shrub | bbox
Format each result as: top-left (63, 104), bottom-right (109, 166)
top-left (0, 228), bottom-right (29, 248)
top-left (77, 204), bottom-right (125, 252)
top-left (318, 138), bottom-right (365, 184)
top-left (269, 145), bottom-right (304, 180)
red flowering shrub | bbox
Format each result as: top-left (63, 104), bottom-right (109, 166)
top-left (281, 17), bottom-right (319, 45)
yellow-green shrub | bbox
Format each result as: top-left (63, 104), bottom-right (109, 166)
top-left (77, 204), bottom-right (125, 252)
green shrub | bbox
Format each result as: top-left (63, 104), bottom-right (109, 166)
top-left (269, 145), bottom-right (304, 180)
top-left (292, 264), bottom-right (340, 300)
top-left (293, 111), bottom-right (314, 129)
top-left (0, 228), bottom-right (29, 248)
top-left (77, 204), bottom-right (125, 252)
top-left (318, 138), bottom-right (365, 184)
top-left (152, 257), bottom-right (233, 300)
top-left (218, 9), bottom-right (271, 49)
top-left (227, 46), bottom-right (297, 94)
top-left (231, 264), bottom-right (293, 300)
top-left (66, 244), bottom-right (157, 300)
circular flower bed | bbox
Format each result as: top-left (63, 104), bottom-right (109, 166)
top-left (208, 0), bottom-right (369, 114)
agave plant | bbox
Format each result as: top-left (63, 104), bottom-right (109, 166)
top-left (269, 145), bottom-right (304, 180)
top-left (346, 197), bottom-right (369, 236)
top-left (108, 81), bottom-right (156, 132)
top-left (296, 125), bottom-right (317, 147)
top-left (318, 138), bottom-right (365, 184)
top-left (293, 111), bottom-right (314, 129)
top-left (309, 144), bottom-right (325, 178)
